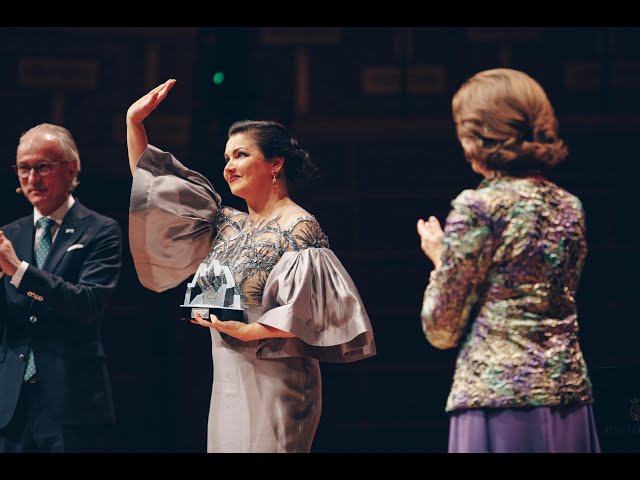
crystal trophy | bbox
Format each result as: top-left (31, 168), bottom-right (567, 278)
top-left (180, 259), bottom-right (245, 322)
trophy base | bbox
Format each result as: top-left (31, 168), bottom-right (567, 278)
top-left (180, 304), bottom-right (245, 323)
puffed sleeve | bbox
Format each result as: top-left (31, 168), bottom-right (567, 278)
top-left (129, 144), bottom-right (222, 293)
top-left (255, 248), bottom-right (376, 363)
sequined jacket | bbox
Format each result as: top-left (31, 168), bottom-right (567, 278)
top-left (420, 176), bottom-right (594, 412)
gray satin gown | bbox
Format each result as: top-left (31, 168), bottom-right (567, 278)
top-left (129, 145), bottom-right (376, 452)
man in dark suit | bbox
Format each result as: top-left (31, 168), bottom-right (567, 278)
top-left (0, 123), bottom-right (122, 452)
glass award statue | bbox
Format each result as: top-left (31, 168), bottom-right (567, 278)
top-left (180, 259), bottom-right (245, 322)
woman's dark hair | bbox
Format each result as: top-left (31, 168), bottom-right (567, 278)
top-left (452, 68), bottom-right (568, 172)
top-left (228, 120), bottom-right (318, 184)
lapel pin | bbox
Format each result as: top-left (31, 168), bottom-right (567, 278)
top-left (65, 228), bottom-right (74, 234)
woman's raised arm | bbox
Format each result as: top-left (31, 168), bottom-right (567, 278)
top-left (126, 79), bottom-right (176, 175)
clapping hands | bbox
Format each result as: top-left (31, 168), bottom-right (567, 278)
top-left (417, 216), bottom-right (444, 269)
top-left (0, 231), bottom-right (20, 277)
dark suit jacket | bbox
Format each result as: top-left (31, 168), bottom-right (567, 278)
top-left (0, 199), bottom-right (122, 428)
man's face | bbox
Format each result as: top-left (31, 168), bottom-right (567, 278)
top-left (16, 133), bottom-right (77, 216)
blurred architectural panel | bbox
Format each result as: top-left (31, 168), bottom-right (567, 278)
top-left (260, 27), bottom-right (341, 45)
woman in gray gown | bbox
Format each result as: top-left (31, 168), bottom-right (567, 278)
top-left (126, 79), bottom-right (376, 452)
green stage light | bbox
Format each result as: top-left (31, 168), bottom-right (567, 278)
top-left (213, 71), bottom-right (225, 86)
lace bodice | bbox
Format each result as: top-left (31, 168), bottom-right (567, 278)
top-left (198, 206), bottom-right (330, 306)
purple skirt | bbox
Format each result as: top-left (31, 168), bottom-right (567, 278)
top-left (448, 404), bottom-right (601, 453)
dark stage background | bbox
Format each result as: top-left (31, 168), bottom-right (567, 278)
top-left (0, 26), bottom-right (638, 453)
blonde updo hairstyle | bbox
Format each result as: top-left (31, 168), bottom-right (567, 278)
top-left (452, 68), bottom-right (568, 172)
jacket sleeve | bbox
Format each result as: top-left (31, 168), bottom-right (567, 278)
top-left (420, 189), bottom-right (494, 349)
top-left (16, 217), bottom-right (122, 327)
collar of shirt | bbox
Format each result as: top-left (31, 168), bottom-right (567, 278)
top-left (33, 195), bottom-right (76, 229)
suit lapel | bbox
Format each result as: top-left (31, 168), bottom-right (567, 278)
top-left (13, 216), bottom-right (35, 265)
top-left (43, 201), bottom-right (90, 272)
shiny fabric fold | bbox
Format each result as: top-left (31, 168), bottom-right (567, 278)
top-left (257, 249), bottom-right (376, 363)
top-left (129, 145), bottom-right (221, 292)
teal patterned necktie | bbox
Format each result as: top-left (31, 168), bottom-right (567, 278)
top-left (35, 217), bottom-right (55, 268)
top-left (24, 216), bottom-right (55, 381)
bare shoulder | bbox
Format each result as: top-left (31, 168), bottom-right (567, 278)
top-left (279, 203), bottom-right (315, 226)
top-left (221, 205), bottom-right (247, 219)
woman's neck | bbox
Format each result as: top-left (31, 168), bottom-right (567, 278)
top-left (488, 169), bottom-right (545, 180)
top-left (247, 195), bottom-right (291, 223)
top-left (472, 160), bottom-right (544, 180)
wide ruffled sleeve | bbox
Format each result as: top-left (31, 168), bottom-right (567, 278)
top-left (129, 144), bottom-right (222, 293)
top-left (256, 248), bottom-right (376, 363)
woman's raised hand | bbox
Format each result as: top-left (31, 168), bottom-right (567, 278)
top-left (126, 79), bottom-right (177, 175)
top-left (126, 79), bottom-right (176, 125)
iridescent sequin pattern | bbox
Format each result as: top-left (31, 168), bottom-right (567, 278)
top-left (199, 206), bottom-right (330, 306)
top-left (420, 176), bottom-right (594, 412)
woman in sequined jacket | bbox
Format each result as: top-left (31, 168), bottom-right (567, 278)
top-left (417, 68), bottom-right (600, 453)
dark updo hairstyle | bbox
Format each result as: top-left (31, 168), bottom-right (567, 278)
top-left (228, 120), bottom-right (318, 184)
top-left (452, 68), bottom-right (568, 172)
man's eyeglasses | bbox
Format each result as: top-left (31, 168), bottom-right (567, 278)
top-left (12, 162), bottom-right (67, 178)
